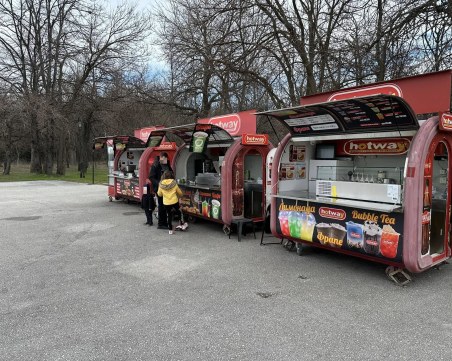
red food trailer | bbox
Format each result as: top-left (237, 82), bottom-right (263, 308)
top-left (146, 111), bottom-right (273, 236)
top-left (257, 70), bottom-right (452, 284)
top-left (93, 135), bottom-right (177, 202)
top-left (94, 135), bottom-right (146, 201)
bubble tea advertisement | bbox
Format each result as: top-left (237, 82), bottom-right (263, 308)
top-left (275, 198), bottom-right (404, 263)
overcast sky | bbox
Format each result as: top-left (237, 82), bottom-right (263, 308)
top-left (107, 0), bottom-right (162, 10)
top-left (106, 0), bottom-right (168, 70)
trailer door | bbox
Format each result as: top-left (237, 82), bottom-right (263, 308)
top-left (426, 141), bottom-right (450, 261)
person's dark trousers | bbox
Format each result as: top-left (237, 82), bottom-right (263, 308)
top-left (141, 192), bottom-right (153, 225)
top-left (157, 195), bottom-right (168, 227)
top-left (144, 207), bottom-right (153, 225)
top-left (165, 202), bottom-right (182, 231)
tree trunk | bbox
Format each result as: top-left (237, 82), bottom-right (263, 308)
top-left (3, 148), bottom-right (11, 175)
top-left (77, 116), bottom-right (91, 178)
top-left (56, 130), bottom-right (67, 175)
top-left (44, 118), bottom-right (55, 175)
top-left (375, 0), bottom-right (386, 81)
top-left (30, 111), bottom-right (43, 174)
top-left (44, 151), bottom-right (53, 175)
top-left (30, 144), bottom-right (43, 173)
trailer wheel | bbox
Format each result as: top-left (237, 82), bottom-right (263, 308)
top-left (109, 196), bottom-right (113, 202)
top-left (296, 243), bottom-right (303, 256)
top-left (223, 225), bottom-right (231, 236)
top-left (283, 240), bottom-right (296, 252)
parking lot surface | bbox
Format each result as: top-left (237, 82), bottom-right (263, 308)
top-left (1, 181), bottom-right (452, 360)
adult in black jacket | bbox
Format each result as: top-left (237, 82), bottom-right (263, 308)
top-left (148, 152), bottom-right (172, 228)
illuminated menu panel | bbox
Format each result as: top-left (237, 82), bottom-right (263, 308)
top-left (264, 94), bottom-right (418, 136)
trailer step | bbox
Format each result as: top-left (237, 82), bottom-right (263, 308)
top-left (385, 266), bottom-right (412, 286)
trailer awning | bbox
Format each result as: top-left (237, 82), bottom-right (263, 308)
top-left (93, 135), bottom-right (145, 150)
top-left (256, 94), bottom-right (419, 138)
top-left (146, 123), bottom-right (234, 148)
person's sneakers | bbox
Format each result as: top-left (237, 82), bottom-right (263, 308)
top-left (176, 222), bottom-right (188, 231)
top-left (169, 230), bottom-right (174, 235)
top-left (157, 225), bottom-right (168, 229)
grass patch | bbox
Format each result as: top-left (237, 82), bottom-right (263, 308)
top-left (0, 163), bottom-right (109, 184)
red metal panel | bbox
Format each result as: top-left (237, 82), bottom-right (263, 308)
top-left (134, 125), bottom-right (165, 143)
top-left (301, 70), bottom-right (452, 115)
top-left (197, 109), bottom-right (257, 136)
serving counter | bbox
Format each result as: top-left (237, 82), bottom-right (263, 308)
top-left (275, 191), bottom-right (403, 213)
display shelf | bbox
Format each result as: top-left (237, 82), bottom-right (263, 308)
top-left (312, 166), bottom-right (404, 185)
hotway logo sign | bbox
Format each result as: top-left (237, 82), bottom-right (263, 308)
top-left (241, 134), bottom-right (269, 145)
top-left (337, 138), bottom-right (411, 155)
top-left (439, 113), bottom-right (452, 132)
top-left (208, 114), bottom-right (241, 135)
top-left (319, 207), bottom-right (346, 221)
top-left (157, 142), bottom-right (177, 150)
top-left (197, 110), bottom-right (257, 136)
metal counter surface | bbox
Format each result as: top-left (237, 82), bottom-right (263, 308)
top-left (273, 191), bottom-right (403, 213)
top-left (113, 175), bottom-right (139, 180)
top-left (178, 183), bottom-right (221, 191)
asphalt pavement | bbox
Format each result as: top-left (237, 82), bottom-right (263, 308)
top-left (1, 181), bottom-right (452, 361)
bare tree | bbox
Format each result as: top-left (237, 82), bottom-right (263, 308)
top-left (65, 1), bottom-right (153, 175)
top-left (418, 4), bottom-right (452, 71)
top-left (251, 0), bottom-right (356, 96)
top-left (0, 0), bottom-right (79, 174)
top-left (0, 0), bottom-right (153, 175)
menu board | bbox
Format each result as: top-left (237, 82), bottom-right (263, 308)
top-left (275, 197), bottom-right (405, 263)
top-left (116, 178), bottom-right (140, 199)
top-left (280, 163), bottom-right (296, 180)
top-left (289, 145), bottom-right (306, 162)
top-left (263, 94), bottom-right (418, 137)
top-left (322, 95), bottom-right (415, 131)
top-left (280, 163), bottom-right (306, 180)
top-left (279, 145), bottom-right (306, 180)
top-left (281, 106), bottom-right (342, 135)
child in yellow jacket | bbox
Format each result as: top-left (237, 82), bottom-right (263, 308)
top-left (157, 170), bottom-right (188, 234)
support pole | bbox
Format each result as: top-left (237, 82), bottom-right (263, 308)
top-left (92, 149), bottom-right (95, 184)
